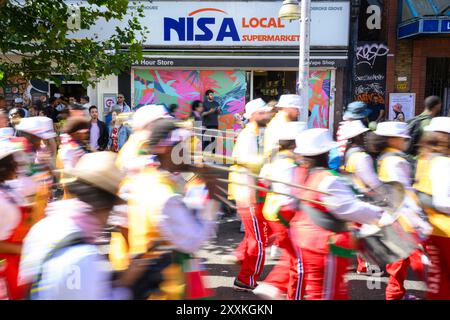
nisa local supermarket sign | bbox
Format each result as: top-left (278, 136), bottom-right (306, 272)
top-left (153, 1), bottom-right (349, 47)
top-left (72, 1), bottom-right (349, 47)
top-left (164, 8), bottom-right (294, 43)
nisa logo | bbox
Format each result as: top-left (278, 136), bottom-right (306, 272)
top-left (164, 8), bottom-right (240, 42)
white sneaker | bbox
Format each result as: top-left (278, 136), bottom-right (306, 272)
top-left (253, 283), bottom-right (284, 300)
top-left (270, 245), bottom-right (282, 260)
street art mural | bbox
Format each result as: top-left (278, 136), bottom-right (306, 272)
top-left (133, 69), bottom-right (247, 130)
top-left (308, 70), bottom-right (332, 129)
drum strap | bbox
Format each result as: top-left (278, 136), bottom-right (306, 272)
top-left (301, 204), bottom-right (349, 233)
top-left (417, 192), bottom-right (441, 213)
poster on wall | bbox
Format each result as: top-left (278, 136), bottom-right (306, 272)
top-left (103, 94), bottom-right (117, 112)
top-left (307, 70), bottom-right (332, 129)
top-left (353, 41), bottom-right (389, 104)
top-left (133, 69), bottom-right (247, 131)
top-left (388, 93), bottom-right (415, 122)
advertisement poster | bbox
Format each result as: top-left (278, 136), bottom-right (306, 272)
top-left (388, 93), bottom-right (416, 121)
top-left (103, 93), bottom-right (117, 115)
top-left (353, 41), bottom-right (389, 104)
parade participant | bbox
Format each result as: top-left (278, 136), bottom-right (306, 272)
top-left (116, 104), bottom-right (170, 174)
top-left (336, 101), bottom-right (370, 158)
top-left (228, 98), bottom-right (273, 292)
top-left (413, 117), bottom-right (450, 299)
top-left (14, 116), bottom-right (57, 222)
top-left (0, 139), bottom-right (31, 300)
top-left (254, 121), bottom-right (306, 300)
top-left (56, 117), bottom-right (90, 199)
top-left (340, 120), bottom-right (384, 274)
top-left (374, 121), bottom-right (427, 300)
top-left (18, 152), bottom-right (150, 299)
top-left (57, 117), bottom-right (90, 169)
top-left (264, 94), bottom-right (302, 161)
top-left (122, 118), bottom-right (219, 299)
top-left (290, 128), bottom-right (387, 300)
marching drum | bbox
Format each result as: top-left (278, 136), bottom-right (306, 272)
top-left (355, 181), bottom-right (421, 266)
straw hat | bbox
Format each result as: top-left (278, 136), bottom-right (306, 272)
top-left (15, 116), bottom-right (56, 139)
top-left (243, 98), bottom-right (272, 119)
top-left (374, 121), bottom-right (411, 139)
top-left (294, 128), bottom-right (337, 156)
top-left (338, 120), bottom-right (370, 140)
top-left (424, 117), bottom-right (450, 134)
top-left (276, 94), bottom-right (302, 109)
top-left (61, 152), bottom-right (125, 199)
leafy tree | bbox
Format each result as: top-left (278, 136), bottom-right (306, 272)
top-left (0, 0), bottom-right (147, 87)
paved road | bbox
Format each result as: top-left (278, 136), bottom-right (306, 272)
top-left (197, 216), bottom-right (427, 300)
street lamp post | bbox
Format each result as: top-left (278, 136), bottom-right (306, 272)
top-left (279, 0), bottom-right (311, 124)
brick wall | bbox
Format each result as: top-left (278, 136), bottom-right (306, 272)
top-left (411, 37), bottom-right (450, 114)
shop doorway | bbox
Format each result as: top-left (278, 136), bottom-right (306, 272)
top-left (50, 83), bottom-right (86, 102)
top-left (253, 71), bottom-right (297, 102)
top-left (425, 58), bottom-right (450, 116)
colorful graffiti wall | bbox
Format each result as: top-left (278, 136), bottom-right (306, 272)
top-left (307, 70), bottom-right (332, 129)
top-left (133, 69), bottom-right (247, 130)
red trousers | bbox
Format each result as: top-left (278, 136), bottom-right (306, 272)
top-left (385, 249), bottom-right (424, 300)
top-left (424, 236), bottom-right (450, 299)
top-left (290, 245), bottom-right (349, 300)
top-left (0, 255), bottom-right (27, 300)
top-left (235, 203), bottom-right (269, 287)
top-left (262, 210), bottom-right (300, 300)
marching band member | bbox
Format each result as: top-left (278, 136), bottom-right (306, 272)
top-left (18, 152), bottom-right (149, 300)
top-left (340, 120), bottom-right (384, 274)
top-left (56, 117), bottom-right (90, 199)
top-left (264, 94), bottom-right (302, 161)
top-left (109, 105), bottom-right (172, 271)
top-left (229, 98), bottom-right (273, 292)
top-left (14, 117), bottom-right (57, 225)
top-left (0, 139), bottom-right (30, 300)
top-left (413, 117), bottom-right (450, 299)
top-left (116, 104), bottom-right (171, 174)
top-left (336, 101), bottom-right (370, 159)
top-left (290, 129), bottom-right (387, 300)
top-left (254, 121), bottom-right (306, 300)
top-left (374, 121), bottom-right (427, 300)
top-left (123, 118), bottom-right (219, 299)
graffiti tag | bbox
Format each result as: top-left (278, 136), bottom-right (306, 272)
top-left (356, 43), bottom-right (389, 68)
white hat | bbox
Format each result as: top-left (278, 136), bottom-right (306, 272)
top-left (294, 128), bottom-right (337, 156)
top-left (244, 98), bottom-right (272, 119)
top-left (277, 121), bottom-right (307, 141)
top-left (0, 139), bottom-right (24, 160)
top-left (15, 116), bottom-right (57, 139)
top-left (424, 117), bottom-right (450, 134)
top-left (0, 127), bottom-right (14, 138)
top-left (132, 104), bottom-right (171, 130)
top-left (276, 94), bottom-right (302, 109)
top-left (374, 121), bottom-right (411, 139)
top-left (14, 98), bottom-right (23, 104)
top-left (338, 120), bottom-right (370, 140)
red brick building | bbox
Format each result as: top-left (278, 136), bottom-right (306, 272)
top-left (385, 0), bottom-right (450, 117)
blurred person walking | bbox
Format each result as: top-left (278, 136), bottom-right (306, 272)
top-left (19, 152), bottom-right (150, 299)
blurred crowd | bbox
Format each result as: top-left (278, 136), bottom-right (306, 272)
top-left (0, 91), bottom-right (448, 301)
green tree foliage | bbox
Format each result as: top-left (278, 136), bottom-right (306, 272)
top-left (0, 0), bottom-right (147, 87)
